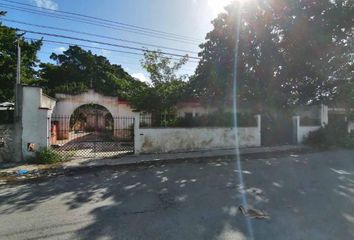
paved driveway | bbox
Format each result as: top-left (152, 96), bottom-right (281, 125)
top-left (1, 150), bottom-right (354, 240)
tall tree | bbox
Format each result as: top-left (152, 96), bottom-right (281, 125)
top-left (39, 46), bottom-right (146, 99)
top-left (0, 14), bottom-right (42, 102)
top-left (129, 50), bottom-right (188, 117)
top-left (191, 0), bottom-right (353, 113)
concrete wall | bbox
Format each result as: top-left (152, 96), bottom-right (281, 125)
top-left (52, 90), bottom-right (136, 139)
top-left (21, 86), bottom-right (56, 160)
top-left (293, 104), bottom-right (328, 126)
top-left (52, 90), bottom-right (136, 117)
top-left (175, 105), bottom-right (216, 118)
top-left (0, 124), bottom-right (14, 162)
top-left (298, 126), bottom-right (321, 143)
top-left (135, 115), bottom-right (261, 154)
top-left (293, 116), bottom-right (321, 143)
top-left (348, 122), bottom-right (354, 133)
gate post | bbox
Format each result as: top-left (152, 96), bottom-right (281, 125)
top-left (133, 113), bottom-right (140, 155)
top-left (255, 114), bottom-right (261, 147)
top-left (292, 116), bottom-right (300, 144)
top-left (320, 104), bottom-right (328, 127)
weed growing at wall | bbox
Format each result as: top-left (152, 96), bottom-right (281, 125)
top-left (29, 148), bottom-right (66, 164)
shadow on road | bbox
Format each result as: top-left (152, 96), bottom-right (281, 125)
top-left (1, 150), bottom-right (354, 239)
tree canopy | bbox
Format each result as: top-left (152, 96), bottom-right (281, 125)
top-left (190, 0), bottom-right (353, 113)
top-left (128, 50), bottom-right (189, 115)
top-left (39, 46), bottom-right (147, 99)
top-left (0, 12), bottom-right (42, 102)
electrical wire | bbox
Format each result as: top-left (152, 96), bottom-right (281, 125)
top-left (0, 0), bottom-right (202, 42)
top-left (17, 28), bottom-right (201, 60)
top-left (24, 37), bottom-right (200, 63)
top-left (0, 2), bottom-right (200, 44)
top-left (2, 18), bottom-right (199, 54)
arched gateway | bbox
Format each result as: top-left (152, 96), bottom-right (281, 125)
top-left (50, 90), bottom-right (137, 158)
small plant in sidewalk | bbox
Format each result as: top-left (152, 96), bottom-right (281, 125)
top-left (29, 148), bottom-right (65, 164)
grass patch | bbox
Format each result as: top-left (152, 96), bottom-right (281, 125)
top-left (29, 148), bottom-right (67, 164)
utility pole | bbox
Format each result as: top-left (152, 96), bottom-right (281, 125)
top-left (16, 39), bottom-right (21, 84)
top-left (15, 39), bottom-right (21, 119)
top-left (14, 39), bottom-right (22, 162)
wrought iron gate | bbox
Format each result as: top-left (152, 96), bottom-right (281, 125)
top-left (50, 114), bottom-right (134, 159)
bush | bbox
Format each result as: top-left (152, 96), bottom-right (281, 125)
top-left (304, 119), bottom-right (353, 149)
top-left (159, 112), bottom-right (257, 127)
top-left (342, 136), bottom-right (354, 149)
top-left (30, 148), bottom-right (64, 164)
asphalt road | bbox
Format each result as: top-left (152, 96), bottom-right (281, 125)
top-left (1, 150), bottom-right (354, 240)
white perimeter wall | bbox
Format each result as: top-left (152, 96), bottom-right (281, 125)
top-left (297, 126), bottom-right (321, 143)
top-left (21, 86), bottom-right (56, 159)
top-left (348, 122), bottom-right (354, 133)
top-left (135, 115), bottom-right (261, 154)
top-left (293, 116), bottom-right (321, 143)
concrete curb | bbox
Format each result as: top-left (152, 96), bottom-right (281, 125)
top-left (0, 145), bottom-right (316, 185)
top-left (62, 145), bottom-right (314, 170)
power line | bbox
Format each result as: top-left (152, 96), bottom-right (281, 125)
top-left (0, 3), bottom-right (194, 44)
top-left (0, 2), bottom-right (201, 44)
top-left (37, 49), bottom-right (196, 72)
top-left (18, 29), bottom-right (201, 60)
top-left (25, 37), bottom-right (200, 63)
top-left (1, 0), bottom-right (202, 42)
top-left (2, 18), bottom-right (199, 54)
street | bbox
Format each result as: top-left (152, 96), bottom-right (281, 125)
top-left (1, 150), bottom-right (354, 240)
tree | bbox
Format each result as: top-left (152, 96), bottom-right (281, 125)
top-left (129, 50), bottom-right (188, 119)
top-left (0, 14), bottom-right (42, 102)
top-left (190, 0), bottom-right (353, 113)
top-left (39, 46), bottom-right (146, 99)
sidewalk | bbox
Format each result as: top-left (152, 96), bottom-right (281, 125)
top-left (63, 144), bottom-right (311, 169)
top-left (1, 145), bottom-right (312, 178)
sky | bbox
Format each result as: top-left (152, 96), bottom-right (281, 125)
top-left (0, 0), bottom-right (233, 83)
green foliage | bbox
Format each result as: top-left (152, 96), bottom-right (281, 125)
top-left (191, 0), bottom-right (353, 111)
top-left (30, 148), bottom-right (65, 164)
top-left (151, 112), bottom-right (257, 127)
top-left (39, 46), bottom-right (147, 98)
top-left (335, 81), bottom-right (354, 117)
top-left (0, 19), bottom-right (42, 102)
top-left (305, 118), bottom-right (351, 149)
top-left (342, 135), bottom-right (354, 149)
top-left (129, 50), bottom-right (188, 114)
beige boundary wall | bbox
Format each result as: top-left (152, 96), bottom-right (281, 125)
top-left (134, 115), bottom-right (261, 154)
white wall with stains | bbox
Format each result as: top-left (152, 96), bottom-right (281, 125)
top-left (21, 86), bottom-right (57, 159)
top-left (293, 116), bottom-right (321, 143)
top-left (135, 115), bottom-right (261, 154)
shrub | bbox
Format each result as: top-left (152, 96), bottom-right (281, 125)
top-left (342, 136), bottom-right (354, 149)
top-left (160, 112), bottom-right (257, 127)
top-left (304, 118), bottom-right (353, 149)
top-left (30, 148), bottom-right (64, 164)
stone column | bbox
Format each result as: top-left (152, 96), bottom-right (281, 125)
top-left (134, 113), bottom-right (140, 155)
top-left (292, 116), bottom-right (300, 144)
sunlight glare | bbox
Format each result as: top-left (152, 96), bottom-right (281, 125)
top-left (208, 0), bottom-right (250, 15)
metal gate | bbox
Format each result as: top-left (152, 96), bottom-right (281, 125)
top-left (50, 114), bottom-right (134, 159)
top-left (261, 113), bottom-right (294, 146)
